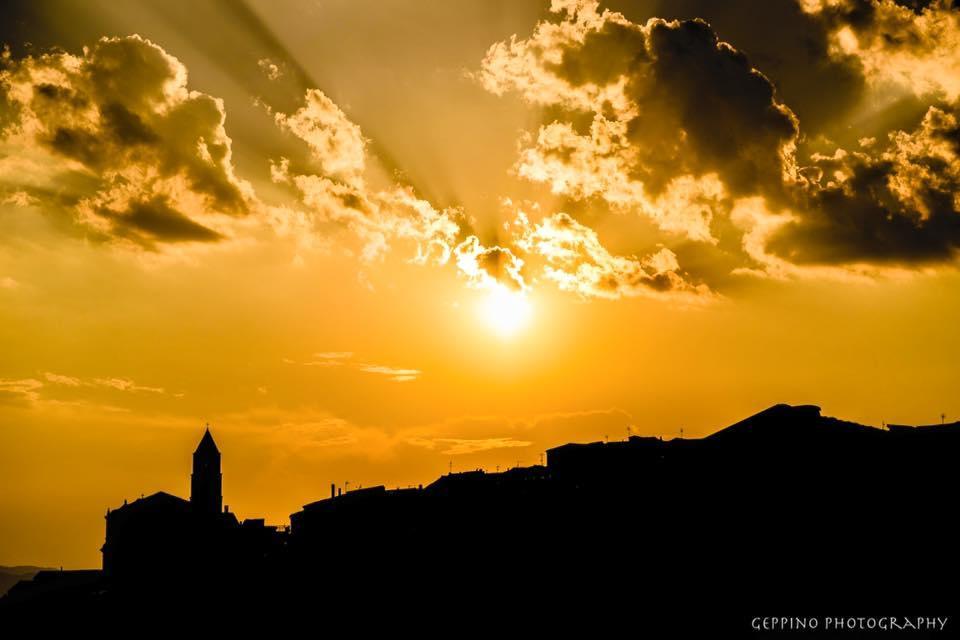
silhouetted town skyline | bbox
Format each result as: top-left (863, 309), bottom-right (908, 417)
top-left (3, 402), bottom-right (958, 631)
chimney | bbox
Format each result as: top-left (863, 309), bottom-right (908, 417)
top-left (224, 504), bottom-right (229, 513)
top-left (337, 488), bottom-right (342, 497)
top-left (331, 483), bottom-right (335, 499)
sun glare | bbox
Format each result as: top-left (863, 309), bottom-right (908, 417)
top-left (481, 286), bottom-right (532, 337)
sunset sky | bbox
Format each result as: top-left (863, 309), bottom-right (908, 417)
top-left (2, 0), bottom-right (960, 567)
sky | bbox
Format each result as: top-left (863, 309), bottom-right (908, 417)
top-left (2, 0), bottom-right (960, 567)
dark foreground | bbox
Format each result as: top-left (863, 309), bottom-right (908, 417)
top-left (2, 404), bottom-right (957, 635)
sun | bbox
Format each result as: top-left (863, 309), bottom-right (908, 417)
top-left (480, 285), bottom-right (533, 337)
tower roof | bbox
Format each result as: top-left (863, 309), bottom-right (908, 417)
top-left (194, 426), bottom-right (220, 456)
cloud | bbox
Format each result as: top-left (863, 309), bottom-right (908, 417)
top-left (257, 58), bottom-right (284, 82)
top-left (408, 437), bottom-right (532, 456)
top-left (280, 407), bottom-right (634, 462)
top-left (730, 196), bottom-right (891, 282)
top-left (91, 377), bottom-right (165, 393)
top-left (800, 0), bottom-right (960, 101)
top-left (447, 206), bottom-right (711, 301)
top-left (480, 0), bottom-right (960, 276)
top-left (313, 351), bottom-right (354, 360)
top-left (479, 1), bottom-right (799, 232)
top-left (5, 11), bottom-right (952, 297)
top-left (453, 236), bottom-right (527, 292)
top-left (274, 89), bottom-right (366, 185)
top-left (43, 371), bottom-right (166, 394)
top-left (269, 85), bottom-right (704, 304)
top-left (0, 35), bottom-right (253, 249)
top-left (355, 365), bottom-right (421, 383)
top-left (0, 372), bottom-right (171, 408)
top-left (0, 29), bottom-right (748, 304)
top-left (43, 372), bottom-right (82, 386)
top-left (270, 90), bottom-right (462, 266)
top-left (515, 211), bottom-right (713, 300)
top-left (2, 190), bottom-right (36, 207)
top-left (288, 353), bottom-right (421, 382)
top-left (478, 0), bottom-right (640, 118)
top-left (0, 38), bottom-right (477, 296)
top-left (0, 377), bottom-right (43, 404)
top-left (403, 407), bottom-right (638, 460)
top-left (513, 118), bottom-right (727, 243)
top-left (763, 105), bottom-right (960, 266)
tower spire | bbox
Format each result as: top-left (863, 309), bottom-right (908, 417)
top-left (191, 425), bottom-right (222, 516)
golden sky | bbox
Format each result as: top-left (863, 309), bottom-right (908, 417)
top-left (2, 0), bottom-right (960, 567)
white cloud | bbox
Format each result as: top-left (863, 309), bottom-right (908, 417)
top-left (257, 58), bottom-right (284, 81)
top-left (514, 211), bottom-right (713, 301)
top-left (0, 377), bottom-right (43, 403)
top-left (286, 353), bottom-right (421, 382)
top-left (44, 371), bottom-right (167, 394)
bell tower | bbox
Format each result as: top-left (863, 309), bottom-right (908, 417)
top-left (191, 426), bottom-right (222, 516)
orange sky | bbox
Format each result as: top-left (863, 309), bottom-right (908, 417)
top-left (2, 0), bottom-right (960, 567)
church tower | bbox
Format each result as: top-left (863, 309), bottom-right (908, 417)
top-left (191, 427), bottom-right (222, 516)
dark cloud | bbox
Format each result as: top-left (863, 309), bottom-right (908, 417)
top-left (892, 0), bottom-right (944, 12)
top-left (638, 18), bottom-right (799, 197)
top-left (549, 18), bottom-right (649, 93)
top-left (47, 126), bottom-right (103, 167)
top-left (538, 13), bottom-right (799, 199)
top-left (482, 1), bottom-right (960, 275)
top-left (480, 2), bottom-right (799, 273)
top-left (103, 197), bottom-right (224, 247)
top-left (770, 106), bottom-right (960, 265)
top-left (100, 102), bottom-right (158, 146)
top-left (614, 0), bottom-right (867, 139)
top-left (0, 35), bottom-right (252, 248)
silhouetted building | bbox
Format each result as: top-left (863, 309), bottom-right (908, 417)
top-left (191, 427), bottom-right (222, 516)
top-left (101, 491), bottom-right (193, 579)
top-left (4, 404), bottom-right (960, 627)
top-left (99, 428), bottom-right (284, 588)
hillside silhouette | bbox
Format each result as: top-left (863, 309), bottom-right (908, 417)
top-left (2, 403), bottom-right (957, 632)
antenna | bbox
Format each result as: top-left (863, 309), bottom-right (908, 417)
top-left (448, 460), bottom-right (452, 475)
top-left (941, 413), bottom-right (946, 425)
top-left (680, 426), bottom-right (684, 439)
